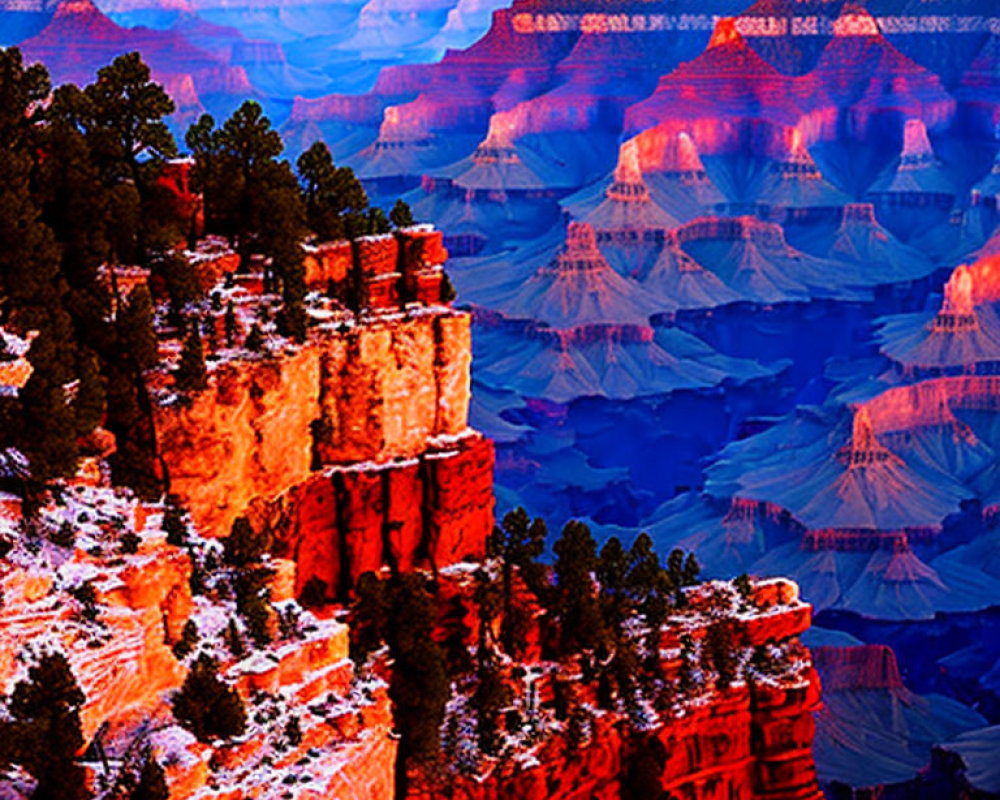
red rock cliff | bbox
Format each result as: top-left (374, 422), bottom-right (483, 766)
top-left (257, 432), bottom-right (494, 599)
top-left (155, 309), bottom-right (474, 539)
top-left (408, 578), bottom-right (823, 800)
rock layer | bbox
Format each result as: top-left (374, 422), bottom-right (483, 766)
top-left (156, 310), bottom-right (473, 537)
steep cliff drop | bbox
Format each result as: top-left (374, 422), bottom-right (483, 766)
top-left (154, 227), bottom-right (495, 602)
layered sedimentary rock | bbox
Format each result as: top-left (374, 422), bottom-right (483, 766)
top-left (18, 0), bottom-right (251, 113)
top-left (0, 491), bottom-right (191, 740)
top-left (158, 609), bottom-right (397, 800)
top-left (156, 307), bottom-right (472, 535)
top-left (645, 253), bottom-right (1000, 625)
top-left (463, 222), bottom-right (784, 402)
top-left (258, 432), bottom-right (494, 599)
top-left (674, 215), bottom-right (867, 303)
top-left (408, 577), bottom-right (823, 800)
top-left (807, 635), bottom-right (988, 792)
top-left (154, 228), bottom-right (493, 606)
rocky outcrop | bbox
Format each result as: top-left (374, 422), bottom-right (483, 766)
top-left (408, 577), bottom-right (822, 800)
top-left (147, 592), bottom-right (398, 800)
top-left (155, 344), bottom-right (322, 538)
top-left (0, 492), bottom-right (192, 741)
top-left (314, 311), bottom-right (471, 466)
top-left (411, 674), bottom-right (820, 800)
top-left (156, 309), bottom-right (473, 537)
top-left (259, 433), bottom-right (494, 599)
top-left (811, 644), bottom-right (906, 692)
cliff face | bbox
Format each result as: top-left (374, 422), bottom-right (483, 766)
top-left (156, 310), bottom-right (473, 538)
top-left (408, 578), bottom-right (823, 800)
top-left (410, 677), bottom-right (821, 800)
top-left (258, 432), bottom-right (494, 599)
top-left (0, 492), bottom-right (193, 741)
top-left (315, 311), bottom-right (471, 465)
top-left (0, 480), bottom-right (399, 799)
top-left (156, 345), bottom-right (322, 540)
top-left (158, 607), bottom-right (398, 800)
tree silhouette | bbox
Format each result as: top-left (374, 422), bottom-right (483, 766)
top-left (172, 654), bottom-right (246, 742)
top-left (3, 651), bottom-right (87, 800)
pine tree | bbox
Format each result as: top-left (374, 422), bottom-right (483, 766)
top-left (488, 507), bottom-right (547, 654)
top-left (6, 651), bottom-right (87, 800)
top-left (185, 113), bottom-right (232, 238)
top-left (552, 520), bottom-right (606, 655)
top-left (282, 716), bottom-right (302, 749)
top-left (174, 324), bottom-right (207, 393)
top-left (116, 285), bottom-right (158, 370)
top-left (172, 619), bottom-right (199, 659)
top-left (163, 502), bottom-right (188, 546)
top-left (386, 573), bottom-right (449, 779)
top-left (276, 248), bottom-right (307, 343)
top-left (34, 110), bottom-right (115, 418)
top-left (65, 52), bottom-right (178, 262)
top-left (208, 101), bottom-right (307, 281)
top-left (705, 622), bottom-right (737, 690)
top-left (151, 251), bottom-right (202, 320)
top-left (473, 661), bottom-right (511, 756)
top-left (172, 654), bottom-right (246, 742)
top-left (296, 141), bottom-right (368, 241)
top-left (131, 752), bottom-right (169, 800)
top-left (16, 333), bottom-right (80, 483)
top-left (0, 51), bottom-right (81, 483)
top-left (69, 581), bottom-right (100, 622)
top-left (223, 516), bottom-right (271, 567)
top-left (120, 530), bottom-right (141, 554)
top-left (244, 323), bottom-right (264, 353)
top-left (103, 280), bottom-right (162, 499)
top-left (234, 568), bottom-right (273, 648)
top-left (366, 207), bottom-right (391, 235)
top-left (666, 549), bottom-right (684, 587)
top-left (224, 301), bottom-right (238, 347)
top-left (298, 576), bottom-right (328, 609)
top-left (626, 532), bottom-right (661, 597)
top-left (597, 536), bottom-right (629, 629)
top-left (81, 52), bottom-right (177, 185)
top-left (390, 199), bottom-right (415, 229)
top-left (200, 314), bottom-right (218, 355)
top-left (682, 553), bottom-right (701, 586)
top-left (49, 520), bottom-right (76, 549)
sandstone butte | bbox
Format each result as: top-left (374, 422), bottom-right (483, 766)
top-left (0, 215), bottom-right (825, 799)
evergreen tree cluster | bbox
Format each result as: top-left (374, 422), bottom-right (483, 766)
top-left (0, 47), bottom-right (423, 493)
top-left (172, 653), bottom-right (247, 743)
top-left (347, 509), bottom-right (725, 788)
top-left (0, 652), bottom-right (87, 800)
top-left (0, 48), bottom-right (186, 494)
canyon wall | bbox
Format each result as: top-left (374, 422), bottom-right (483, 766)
top-left (257, 432), bottom-right (494, 599)
top-left (408, 679), bottom-right (821, 800)
top-left (408, 578), bottom-right (823, 800)
top-left (155, 309), bottom-right (474, 539)
top-left (0, 495), bottom-right (192, 741)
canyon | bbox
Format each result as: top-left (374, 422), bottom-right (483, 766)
top-left (5, 0), bottom-right (1000, 796)
top-left (0, 222), bottom-right (830, 800)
